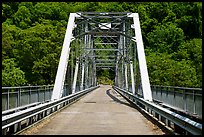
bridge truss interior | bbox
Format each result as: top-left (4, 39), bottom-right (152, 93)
top-left (52, 12), bottom-right (152, 101)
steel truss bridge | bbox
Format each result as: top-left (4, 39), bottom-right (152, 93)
top-left (2, 12), bottom-right (202, 135)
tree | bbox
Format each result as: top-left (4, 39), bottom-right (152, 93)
top-left (32, 53), bottom-right (59, 85)
top-left (2, 2), bottom-right (202, 88)
top-left (146, 52), bottom-right (199, 87)
top-left (2, 58), bottom-right (27, 86)
top-left (2, 23), bottom-right (21, 59)
top-left (172, 2), bottom-right (202, 39)
top-left (13, 5), bottom-right (32, 29)
top-left (2, 2), bottom-right (20, 23)
top-left (172, 39), bottom-right (202, 87)
top-left (147, 23), bottom-right (185, 53)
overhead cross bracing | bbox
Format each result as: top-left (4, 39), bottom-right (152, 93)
top-left (51, 12), bottom-right (152, 102)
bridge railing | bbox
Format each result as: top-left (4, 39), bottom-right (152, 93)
top-left (150, 85), bottom-right (202, 118)
top-left (2, 85), bottom-right (53, 111)
top-left (1, 84), bottom-right (73, 111)
top-left (113, 86), bottom-right (202, 135)
top-left (2, 86), bottom-right (99, 135)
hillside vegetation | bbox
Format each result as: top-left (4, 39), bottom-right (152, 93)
top-left (2, 2), bottom-right (202, 87)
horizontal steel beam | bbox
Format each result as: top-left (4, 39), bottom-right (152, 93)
top-left (96, 66), bottom-right (115, 68)
top-left (95, 62), bottom-right (116, 65)
top-left (95, 59), bottom-right (116, 62)
top-left (77, 12), bottom-right (131, 15)
top-left (86, 31), bottom-right (121, 35)
top-left (83, 48), bottom-right (119, 51)
top-left (151, 85), bottom-right (202, 91)
top-left (2, 102), bottom-right (41, 116)
top-left (88, 55), bottom-right (116, 58)
top-left (74, 31), bottom-right (136, 42)
top-left (93, 36), bottom-right (118, 38)
top-left (90, 23), bottom-right (121, 25)
top-left (94, 43), bottom-right (118, 45)
top-left (2, 85), bottom-right (54, 90)
top-left (77, 14), bottom-right (129, 18)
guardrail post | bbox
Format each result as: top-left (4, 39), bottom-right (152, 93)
top-left (49, 85), bottom-right (52, 100)
top-left (166, 119), bottom-right (170, 127)
top-left (193, 90), bottom-right (196, 114)
top-left (173, 88), bottom-right (176, 107)
top-left (7, 89), bottom-right (10, 110)
top-left (183, 89), bottom-right (186, 111)
top-left (158, 114), bottom-right (161, 122)
top-left (29, 86), bottom-right (31, 104)
top-left (166, 86), bottom-right (169, 102)
top-left (2, 128), bottom-right (7, 135)
top-left (160, 86), bottom-right (162, 101)
top-left (44, 86), bottom-right (46, 102)
top-left (18, 88), bottom-right (21, 107)
top-left (37, 87), bottom-right (39, 102)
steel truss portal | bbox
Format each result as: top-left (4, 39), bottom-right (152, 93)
top-left (51, 12), bottom-right (152, 101)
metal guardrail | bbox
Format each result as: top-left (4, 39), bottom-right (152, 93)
top-left (150, 85), bottom-right (202, 118)
top-left (2, 102), bottom-right (41, 116)
top-left (2, 84), bottom-right (72, 111)
top-left (113, 86), bottom-right (202, 135)
top-left (2, 86), bottom-right (99, 135)
top-left (2, 85), bottom-right (54, 111)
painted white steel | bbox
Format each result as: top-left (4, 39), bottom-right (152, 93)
top-left (124, 63), bottom-right (128, 91)
top-left (99, 23), bottom-right (111, 29)
top-left (72, 60), bottom-right (79, 93)
top-left (132, 13), bottom-right (152, 101)
top-left (80, 63), bottom-right (85, 90)
top-left (51, 13), bottom-right (76, 100)
top-left (130, 61), bottom-right (136, 95)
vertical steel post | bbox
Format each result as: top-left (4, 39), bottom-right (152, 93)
top-left (184, 89), bottom-right (187, 111)
top-left (71, 50), bottom-right (74, 93)
top-left (115, 62), bottom-right (118, 87)
top-left (37, 88), bottom-right (39, 102)
top-left (29, 86), bottom-right (31, 104)
top-left (85, 61), bottom-right (89, 89)
top-left (121, 60), bottom-right (124, 89)
top-left (94, 64), bottom-right (97, 86)
top-left (80, 63), bottom-right (85, 90)
top-left (91, 62), bottom-right (93, 86)
top-left (7, 90), bottom-right (9, 110)
top-left (130, 61), bottom-right (136, 95)
top-left (18, 88), bottom-right (21, 107)
top-left (122, 21), bottom-right (126, 90)
top-left (193, 90), bottom-right (196, 114)
top-left (44, 86), bottom-right (46, 101)
top-left (72, 60), bottom-right (79, 93)
top-left (124, 63), bottom-right (128, 91)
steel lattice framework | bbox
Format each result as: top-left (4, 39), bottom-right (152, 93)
top-left (51, 12), bottom-right (152, 101)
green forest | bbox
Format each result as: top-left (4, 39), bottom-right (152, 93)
top-left (2, 2), bottom-right (202, 88)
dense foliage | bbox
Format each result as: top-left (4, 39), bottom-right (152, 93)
top-left (2, 2), bottom-right (202, 88)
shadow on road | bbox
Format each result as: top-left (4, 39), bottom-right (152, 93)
top-left (106, 89), bottom-right (135, 108)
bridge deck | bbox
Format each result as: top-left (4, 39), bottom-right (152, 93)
top-left (20, 85), bottom-right (165, 135)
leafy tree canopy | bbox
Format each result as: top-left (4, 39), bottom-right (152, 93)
top-left (2, 2), bottom-right (202, 88)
